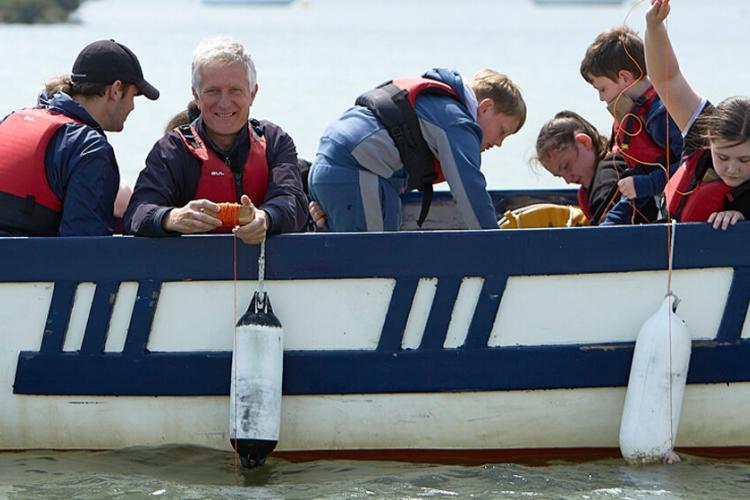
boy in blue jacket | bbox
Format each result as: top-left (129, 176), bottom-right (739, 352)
top-left (308, 68), bottom-right (526, 231)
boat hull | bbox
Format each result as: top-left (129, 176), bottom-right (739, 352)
top-left (3, 189), bottom-right (750, 461)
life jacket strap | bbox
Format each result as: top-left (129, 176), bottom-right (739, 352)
top-left (417, 184), bottom-right (433, 228)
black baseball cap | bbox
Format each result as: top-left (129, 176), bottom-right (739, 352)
top-left (71, 39), bottom-right (159, 100)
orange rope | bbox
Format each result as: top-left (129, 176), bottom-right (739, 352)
top-left (662, 10), bottom-right (676, 450)
top-left (620, 0), bottom-right (677, 452)
top-left (232, 233), bottom-right (239, 470)
top-left (218, 203), bottom-right (241, 229)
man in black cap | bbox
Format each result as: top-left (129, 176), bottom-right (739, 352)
top-left (0, 39), bottom-right (159, 236)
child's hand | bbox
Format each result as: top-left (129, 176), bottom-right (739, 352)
top-left (646, 0), bottom-right (671, 27)
top-left (309, 200), bottom-right (328, 228)
top-left (708, 210), bottom-right (745, 230)
top-left (617, 177), bottom-right (637, 199)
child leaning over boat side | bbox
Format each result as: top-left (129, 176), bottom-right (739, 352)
top-left (534, 110), bottom-right (649, 225)
top-left (580, 26), bottom-right (683, 225)
top-left (645, 0), bottom-right (750, 230)
top-left (308, 68), bottom-right (526, 232)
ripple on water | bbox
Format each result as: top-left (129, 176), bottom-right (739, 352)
top-left (1, 447), bottom-right (750, 498)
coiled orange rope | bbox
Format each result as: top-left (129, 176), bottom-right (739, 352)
top-left (218, 202), bottom-right (241, 229)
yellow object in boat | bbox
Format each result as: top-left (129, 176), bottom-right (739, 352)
top-left (498, 203), bottom-right (589, 229)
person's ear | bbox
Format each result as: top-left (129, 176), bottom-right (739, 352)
top-left (108, 80), bottom-right (124, 99)
top-left (477, 97), bottom-right (495, 115)
top-left (249, 84), bottom-right (259, 105)
top-left (574, 132), bottom-right (593, 149)
top-left (618, 69), bottom-right (637, 85)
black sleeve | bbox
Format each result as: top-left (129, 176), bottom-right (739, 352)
top-left (123, 134), bottom-right (199, 237)
top-left (588, 156), bottom-right (627, 225)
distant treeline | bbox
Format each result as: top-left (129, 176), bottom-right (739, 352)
top-left (0, 0), bottom-right (82, 23)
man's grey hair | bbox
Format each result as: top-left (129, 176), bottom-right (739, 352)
top-left (191, 36), bottom-right (257, 91)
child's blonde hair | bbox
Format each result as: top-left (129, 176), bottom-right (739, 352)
top-left (470, 69), bottom-right (526, 132)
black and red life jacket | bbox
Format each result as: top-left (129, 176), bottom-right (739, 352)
top-left (175, 121), bottom-right (269, 231)
top-left (355, 76), bottom-right (463, 225)
top-left (611, 86), bottom-right (672, 171)
top-left (577, 188), bottom-right (593, 221)
top-left (664, 149), bottom-right (746, 222)
top-left (0, 108), bottom-right (81, 235)
top-left (576, 153), bottom-right (630, 225)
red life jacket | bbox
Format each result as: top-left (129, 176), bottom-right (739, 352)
top-left (355, 76), bottom-right (463, 225)
top-left (577, 187), bottom-right (593, 220)
top-left (175, 121), bottom-right (269, 231)
top-left (0, 108), bottom-right (80, 235)
top-left (611, 86), bottom-right (671, 170)
top-left (665, 149), bottom-right (737, 222)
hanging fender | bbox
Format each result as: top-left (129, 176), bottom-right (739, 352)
top-left (229, 290), bottom-right (284, 468)
top-left (619, 295), bottom-right (691, 464)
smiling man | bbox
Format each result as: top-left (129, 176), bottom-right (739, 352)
top-left (308, 68), bottom-right (526, 232)
top-left (124, 36), bottom-right (308, 244)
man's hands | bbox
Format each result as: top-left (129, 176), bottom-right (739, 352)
top-left (163, 199), bottom-right (222, 233)
top-left (233, 194), bottom-right (269, 244)
top-left (163, 195), bottom-right (268, 244)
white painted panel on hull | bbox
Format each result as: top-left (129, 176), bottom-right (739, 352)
top-left (402, 278), bottom-right (438, 350)
top-left (489, 268), bottom-right (732, 346)
top-left (63, 283), bottom-right (96, 352)
top-left (104, 282), bottom-right (139, 353)
top-left (148, 279), bottom-right (395, 351)
top-left (444, 277), bottom-right (484, 348)
top-left (4, 383), bottom-right (749, 451)
top-left (0, 283), bottom-right (53, 388)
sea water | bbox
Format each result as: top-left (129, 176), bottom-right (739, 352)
top-left (3, 446), bottom-right (750, 498)
top-left (2, 0), bottom-right (750, 497)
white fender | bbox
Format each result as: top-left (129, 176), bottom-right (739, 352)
top-left (229, 291), bottom-right (283, 467)
top-left (619, 295), bottom-right (691, 464)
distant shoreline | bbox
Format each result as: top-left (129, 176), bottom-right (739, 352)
top-left (0, 0), bottom-right (82, 24)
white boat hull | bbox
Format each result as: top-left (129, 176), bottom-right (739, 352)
top-left (3, 190), bottom-right (750, 461)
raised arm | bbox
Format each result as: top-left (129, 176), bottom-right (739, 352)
top-left (644, 0), bottom-right (703, 131)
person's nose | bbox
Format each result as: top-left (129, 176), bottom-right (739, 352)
top-left (727, 159), bottom-right (740, 174)
top-left (218, 90), bottom-right (232, 107)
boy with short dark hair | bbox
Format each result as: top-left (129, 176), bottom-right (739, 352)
top-left (580, 26), bottom-right (683, 224)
